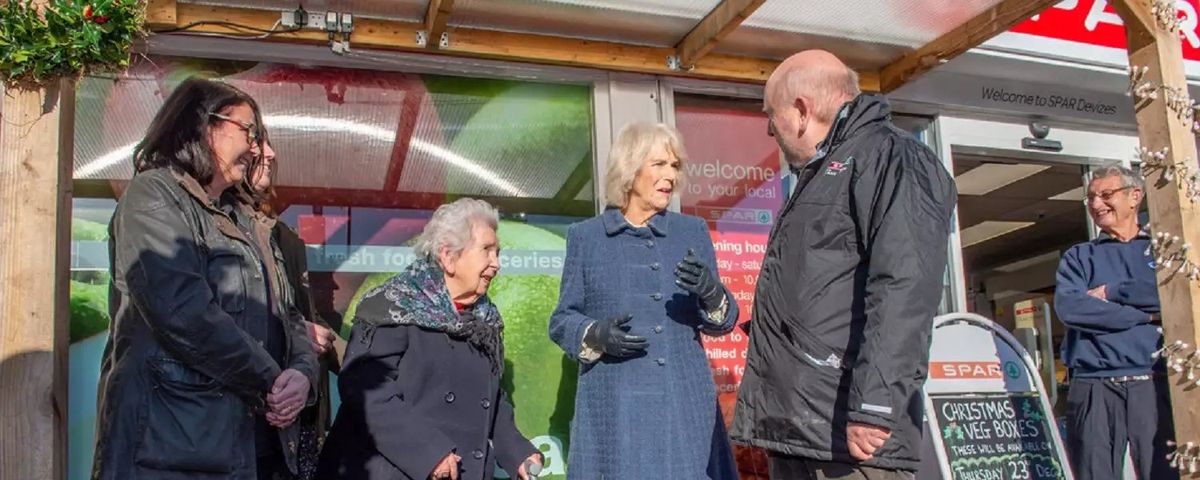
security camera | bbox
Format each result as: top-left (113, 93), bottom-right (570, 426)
top-left (1023, 121), bottom-right (1062, 152)
top-left (1029, 122), bottom-right (1050, 139)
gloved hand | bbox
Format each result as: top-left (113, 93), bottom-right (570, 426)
top-left (584, 314), bottom-right (648, 358)
top-left (675, 248), bottom-right (724, 310)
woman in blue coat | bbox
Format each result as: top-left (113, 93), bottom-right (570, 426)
top-left (549, 122), bottom-right (740, 479)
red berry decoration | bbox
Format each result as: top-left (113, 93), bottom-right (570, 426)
top-left (83, 4), bottom-right (93, 18)
top-left (94, 15), bottom-right (109, 24)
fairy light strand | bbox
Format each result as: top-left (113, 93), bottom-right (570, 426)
top-left (1152, 0), bottom-right (1185, 33)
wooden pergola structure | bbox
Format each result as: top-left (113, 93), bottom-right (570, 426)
top-left (3, 0), bottom-right (1198, 477)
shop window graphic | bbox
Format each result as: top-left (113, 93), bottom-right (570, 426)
top-left (675, 94), bottom-right (786, 480)
top-left (68, 57), bottom-right (593, 480)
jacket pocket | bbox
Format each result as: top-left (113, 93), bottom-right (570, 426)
top-left (135, 356), bottom-right (242, 473)
top-left (207, 248), bottom-right (246, 313)
top-left (780, 321), bottom-right (846, 373)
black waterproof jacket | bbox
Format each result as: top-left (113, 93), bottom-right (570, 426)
top-left (92, 168), bottom-right (317, 479)
top-left (730, 94), bottom-right (957, 471)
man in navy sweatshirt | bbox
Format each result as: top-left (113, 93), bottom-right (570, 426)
top-left (1054, 163), bottom-right (1175, 480)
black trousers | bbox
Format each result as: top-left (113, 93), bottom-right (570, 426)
top-left (767, 454), bottom-right (913, 480)
top-left (1065, 376), bottom-right (1177, 480)
top-left (256, 452), bottom-right (293, 480)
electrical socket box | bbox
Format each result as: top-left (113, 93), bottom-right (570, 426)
top-left (307, 12), bottom-right (329, 30)
top-left (279, 10), bottom-right (330, 30)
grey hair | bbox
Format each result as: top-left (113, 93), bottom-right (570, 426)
top-left (1090, 162), bottom-right (1145, 191)
top-left (415, 198), bottom-right (499, 261)
top-left (604, 122), bottom-right (688, 208)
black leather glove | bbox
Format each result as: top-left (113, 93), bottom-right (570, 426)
top-left (584, 315), bottom-right (648, 358)
top-left (675, 248), bottom-right (723, 310)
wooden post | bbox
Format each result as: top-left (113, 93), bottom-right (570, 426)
top-left (1112, 0), bottom-right (1200, 465)
top-left (0, 75), bottom-right (75, 480)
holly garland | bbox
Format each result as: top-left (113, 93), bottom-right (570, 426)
top-left (0, 0), bottom-right (145, 88)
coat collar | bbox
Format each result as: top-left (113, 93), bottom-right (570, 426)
top-left (796, 93), bottom-right (892, 172)
top-left (1095, 225), bottom-right (1151, 244)
top-left (168, 168), bottom-right (255, 246)
top-left (171, 168), bottom-right (221, 213)
top-left (601, 207), bottom-right (669, 237)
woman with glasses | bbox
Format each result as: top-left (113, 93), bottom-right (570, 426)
top-left (235, 139), bottom-right (343, 480)
top-left (93, 77), bottom-right (317, 480)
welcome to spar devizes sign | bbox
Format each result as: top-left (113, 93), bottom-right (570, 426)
top-left (919, 314), bottom-right (1073, 480)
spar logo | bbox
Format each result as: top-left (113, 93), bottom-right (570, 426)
top-left (930, 361), bottom-right (1004, 379)
top-left (1004, 360), bottom-right (1022, 379)
top-left (1012, 0), bottom-right (1200, 62)
top-left (697, 206), bottom-right (773, 225)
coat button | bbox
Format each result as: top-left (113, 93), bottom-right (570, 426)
top-left (445, 392), bottom-right (455, 403)
top-left (650, 262), bottom-right (660, 271)
top-left (473, 449), bottom-right (485, 460)
top-left (482, 399), bottom-right (491, 409)
top-left (654, 325), bottom-right (663, 333)
top-left (647, 240), bottom-right (655, 248)
top-left (651, 293), bottom-right (662, 301)
top-left (657, 358), bottom-right (667, 366)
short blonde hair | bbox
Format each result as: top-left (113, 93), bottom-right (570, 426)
top-left (604, 122), bottom-right (688, 208)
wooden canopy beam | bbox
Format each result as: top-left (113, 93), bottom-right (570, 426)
top-left (423, 0), bottom-right (455, 49)
top-left (879, 0), bottom-right (1060, 92)
top-left (1110, 0), bottom-right (1200, 459)
top-left (145, 0), bottom-right (177, 29)
top-left (674, 0), bottom-right (765, 69)
top-left (145, 1), bottom-right (882, 91)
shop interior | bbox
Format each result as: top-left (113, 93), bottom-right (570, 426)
top-left (953, 154), bottom-right (1091, 394)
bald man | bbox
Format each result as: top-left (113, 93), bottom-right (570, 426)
top-left (731, 50), bottom-right (957, 479)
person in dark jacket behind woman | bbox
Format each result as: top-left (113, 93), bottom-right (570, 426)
top-left (93, 77), bottom-right (317, 480)
top-left (548, 122), bottom-right (740, 479)
top-left (317, 198), bottom-right (542, 480)
top-left (235, 140), bottom-right (338, 479)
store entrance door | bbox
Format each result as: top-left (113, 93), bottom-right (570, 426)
top-left (952, 154), bottom-right (1089, 407)
top-left (948, 152), bottom-right (1141, 480)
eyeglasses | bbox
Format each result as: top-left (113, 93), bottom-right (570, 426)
top-left (209, 112), bottom-right (259, 145)
top-left (1085, 186), bottom-right (1133, 203)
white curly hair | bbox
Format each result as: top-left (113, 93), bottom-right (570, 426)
top-left (415, 198), bottom-right (500, 262)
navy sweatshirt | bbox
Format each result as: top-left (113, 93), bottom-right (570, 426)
top-left (1053, 232), bottom-right (1164, 378)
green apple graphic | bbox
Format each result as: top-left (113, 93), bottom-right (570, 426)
top-left (70, 218), bottom-right (111, 343)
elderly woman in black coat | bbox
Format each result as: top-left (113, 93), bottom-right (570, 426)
top-left (316, 198), bottom-right (542, 480)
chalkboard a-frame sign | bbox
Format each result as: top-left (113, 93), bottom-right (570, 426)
top-left (931, 394), bottom-right (1065, 480)
top-left (923, 313), bottom-right (1072, 480)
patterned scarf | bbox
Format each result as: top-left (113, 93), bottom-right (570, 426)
top-left (356, 257), bottom-right (504, 373)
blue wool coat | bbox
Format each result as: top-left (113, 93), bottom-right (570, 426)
top-left (549, 208), bottom-right (739, 479)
